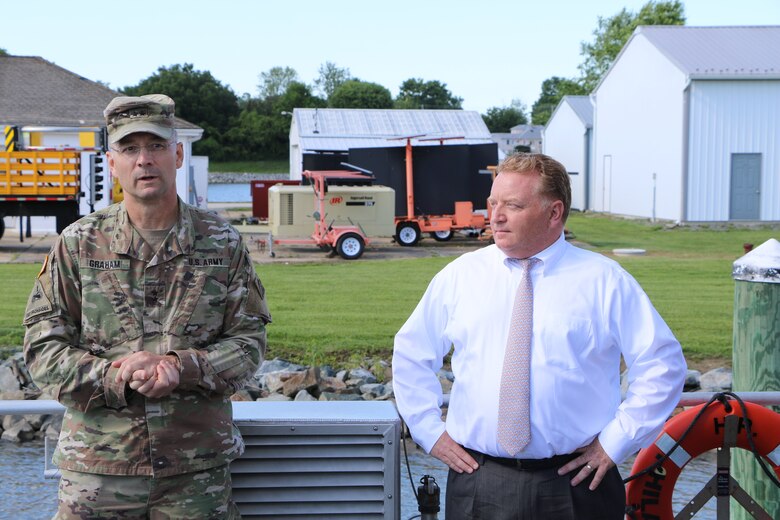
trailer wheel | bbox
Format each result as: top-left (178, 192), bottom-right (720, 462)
top-left (430, 230), bottom-right (453, 242)
top-left (336, 233), bottom-right (365, 260)
top-left (396, 222), bottom-right (421, 246)
top-left (0, 217), bottom-right (4, 240)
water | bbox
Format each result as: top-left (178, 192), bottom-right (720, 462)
top-left (0, 441), bottom-right (58, 519)
top-left (1, 441), bottom-right (719, 519)
top-left (207, 183), bottom-right (252, 203)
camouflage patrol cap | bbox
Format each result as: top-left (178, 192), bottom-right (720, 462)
top-left (104, 94), bottom-right (175, 144)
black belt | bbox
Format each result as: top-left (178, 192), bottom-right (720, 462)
top-left (465, 448), bottom-right (578, 471)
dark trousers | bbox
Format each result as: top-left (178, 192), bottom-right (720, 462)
top-left (445, 452), bottom-right (625, 520)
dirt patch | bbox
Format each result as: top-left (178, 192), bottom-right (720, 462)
top-left (686, 356), bottom-right (731, 374)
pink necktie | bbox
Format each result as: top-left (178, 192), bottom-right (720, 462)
top-left (497, 258), bottom-right (539, 456)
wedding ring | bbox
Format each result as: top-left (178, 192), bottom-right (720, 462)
top-left (586, 464), bottom-right (593, 470)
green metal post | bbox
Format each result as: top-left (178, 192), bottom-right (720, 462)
top-left (731, 238), bottom-right (780, 520)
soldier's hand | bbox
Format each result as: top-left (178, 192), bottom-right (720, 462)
top-left (113, 352), bottom-right (169, 384)
top-left (130, 360), bottom-right (180, 398)
top-left (127, 369), bottom-right (151, 388)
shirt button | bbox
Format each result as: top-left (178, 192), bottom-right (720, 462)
top-left (153, 456), bottom-right (169, 469)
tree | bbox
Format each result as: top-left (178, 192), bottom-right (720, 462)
top-left (224, 82), bottom-right (325, 161)
top-left (273, 82), bottom-right (326, 115)
top-left (314, 61), bottom-right (352, 100)
top-left (579, 1), bottom-right (685, 90)
top-left (329, 80), bottom-right (393, 109)
top-left (530, 77), bottom-right (588, 125)
top-left (394, 78), bottom-right (463, 109)
top-left (223, 110), bottom-right (289, 160)
top-left (122, 63), bottom-right (241, 160)
top-left (258, 66), bottom-right (299, 100)
top-left (0, 48), bottom-right (8, 56)
top-left (482, 100), bottom-right (529, 132)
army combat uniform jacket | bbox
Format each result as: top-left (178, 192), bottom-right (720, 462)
top-left (23, 200), bottom-right (270, 477)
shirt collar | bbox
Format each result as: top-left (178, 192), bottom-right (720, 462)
top-left (111, 198), bottom-right (195, 259)
top-left (498, 232), bottom-right (568, 275)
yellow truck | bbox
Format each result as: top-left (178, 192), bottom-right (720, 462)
top-left (1, 126), bottom-right (106, 241)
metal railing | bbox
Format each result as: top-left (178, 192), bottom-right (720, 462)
top-left (5, 391), bottom-right (778, 416)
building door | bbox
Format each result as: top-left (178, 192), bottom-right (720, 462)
top-left (729, 153), bottom-right (761, 220)
top-left (602, 155), bottom-right (612, 212)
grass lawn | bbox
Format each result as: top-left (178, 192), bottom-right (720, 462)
top-left (210, 160), bottom-right (288, 174)
top-left (2, 214), bottom-right (777, 369)
top-left (0, 264), bottom-right (41, 349)
top-left (256, 258), bottom-right (452, 366)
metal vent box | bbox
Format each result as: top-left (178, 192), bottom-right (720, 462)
top-left (232, 401), bottom-right (401, 519)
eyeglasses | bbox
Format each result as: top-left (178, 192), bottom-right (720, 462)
top-left (110, 141), bottom-right (175, 158)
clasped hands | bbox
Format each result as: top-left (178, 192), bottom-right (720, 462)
top-left (112, 352), bottom-right (180, 398)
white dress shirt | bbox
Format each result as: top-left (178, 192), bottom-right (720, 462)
top-left (392, 234), bottom-right (686, 464)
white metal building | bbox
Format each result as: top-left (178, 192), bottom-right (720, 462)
top-left (592, 25), bottom-right (780, 222)
top-left (543, 96), bottom-right (594, 211)
top-left (287, 108), bottom-right (494, 179)
top-left (491, 124), bottom-right (545, 160)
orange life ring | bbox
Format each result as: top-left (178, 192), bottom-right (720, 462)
top-left (625, 399), bottom-right (780, 519)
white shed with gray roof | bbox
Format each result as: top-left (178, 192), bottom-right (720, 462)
top-left (287, 108), bottom-right (494, 179)
top-left (592, 25), bottom-right (780, 222)
top-left (543, 96), bottom-right (594, 212)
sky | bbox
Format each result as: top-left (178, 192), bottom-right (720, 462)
top-left (4, 0), bottom-right (780, 115)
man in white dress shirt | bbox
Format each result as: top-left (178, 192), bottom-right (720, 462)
top-left (392, 153), bottom-right (686, 519)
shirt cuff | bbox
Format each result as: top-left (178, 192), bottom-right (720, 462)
top-left (414, 413), bottom-right (448, 454)
top-left (103, 365), bottom-right (128, 409)
top-left (598, 420), bottom-right (634, 465)
top-left (167, 350), bottom-right (200, 387)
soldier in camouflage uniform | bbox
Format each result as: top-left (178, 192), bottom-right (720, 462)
top-left (23, 94), bottom-right (270, 519)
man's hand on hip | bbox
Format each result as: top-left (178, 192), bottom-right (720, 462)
top-left (430, 431), bottom-right (479, 473)
top-left (557, 437), bottom-right (616, 490)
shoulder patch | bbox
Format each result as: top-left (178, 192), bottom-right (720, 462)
top-left (24, 278), bottom-right (54, 323)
